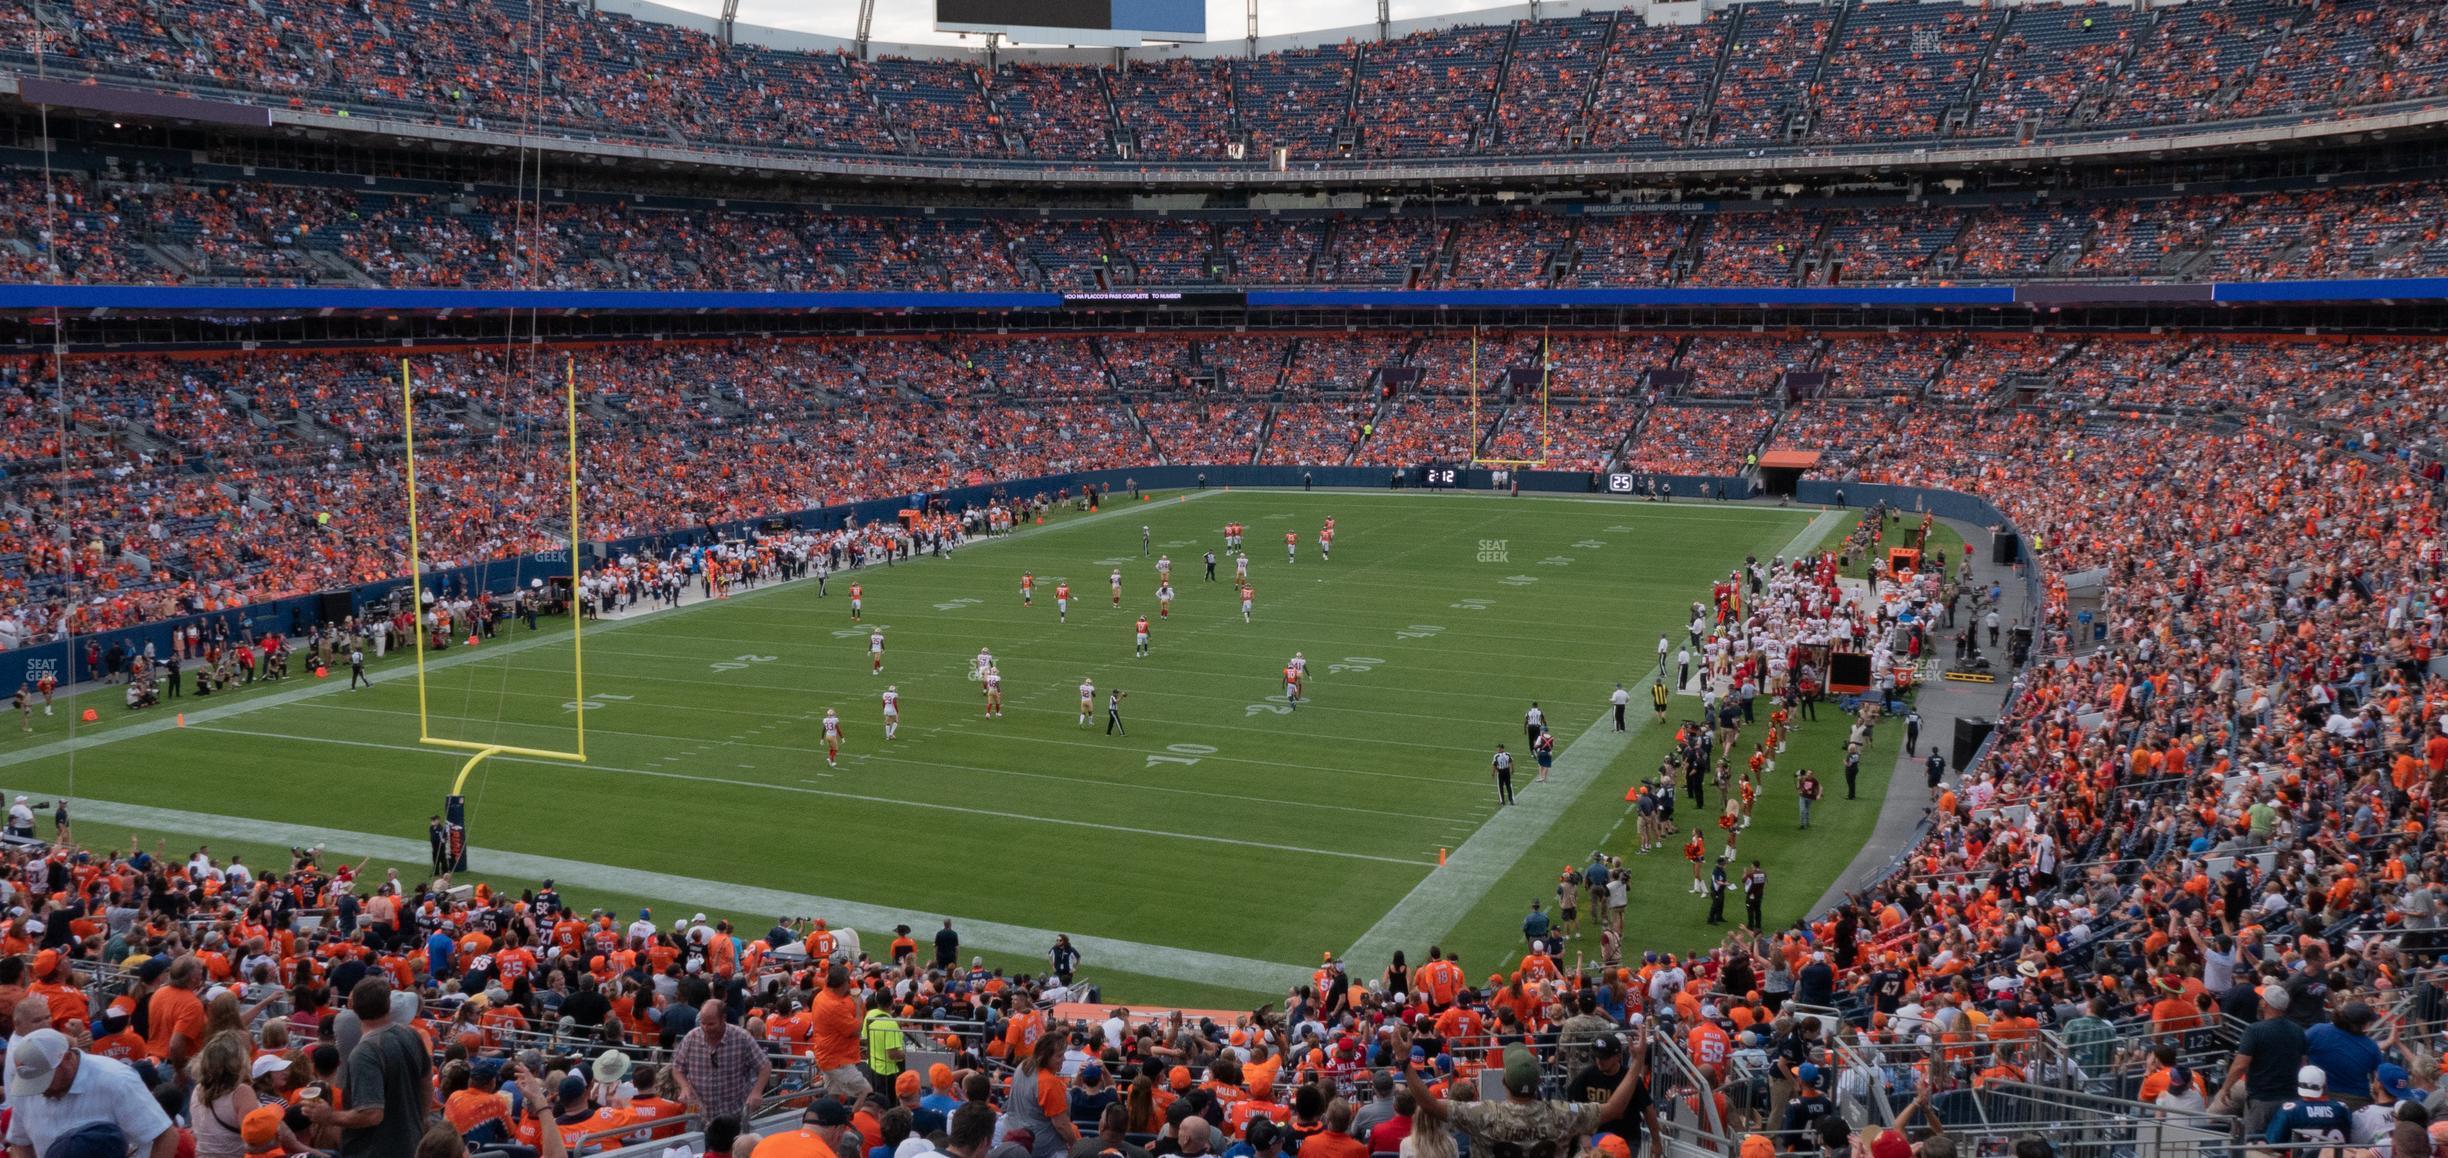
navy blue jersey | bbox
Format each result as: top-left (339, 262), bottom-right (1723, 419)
top-left (2265, 1097), bottom-right (2349, 1146)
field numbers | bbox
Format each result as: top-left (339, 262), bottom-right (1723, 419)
top-left (709, 653), bottom-right (777, 673)
top-left (830, 625), bottom-right (888, 638)
top-left (932, 597), bottom-right (983, 612)
top-left (1572, 539), bottom-right (1606, 549)
top-left (1145, 743), bottom-right (1218, 768)
top-left (1450, 598), bottom-right (1495, 611)
top-left (562, 693), bottom-right (636, 713)
top-left (1604, 525), bottom-right (1635, 534)
top-left (1245, 695), bottom-right (1294, 716)
top-left (1537, 556), bottom-right (1576, 567)
top-left (1395, 624), bottom-right (1445, 640)
top-left (1499, 575), bottom-right (1540, 587)
top-left (1327, 655), bottom-right (1386, 675)
top-left (1094, 556), bottom-right (1135, 566)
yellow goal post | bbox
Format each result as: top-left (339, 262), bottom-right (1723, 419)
top-left (399, 356), bottom-right (588, 867)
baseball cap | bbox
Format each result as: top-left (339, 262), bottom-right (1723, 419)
top-left (2380, 1063), bottom-right (2414, 1102)
top-left (241, 1107), bottom-right (284, 1148)
top-left (1796, 1063), bottom-right (1822, 1086)
top-left (9, 1028), bottom-right (71, 1098)
top-left (250, 1055), bottom-right (292, 1080)
top-left (809, 1099), bottom-right (853, 1127)
top-left (1590, 1034), bottom-right (1623, 1058)
top-left (1594, 1135), bottom-right (1630, 1158)
top-left (895, 1070), bottom-right (922, 1098)
top-left (2297, 1065), bottom-right (2327, 1097)
top-left (1500, 1045), bottom-right (1540, 1095)
top-left (1244, 1120), bottom-right (1282, 1151)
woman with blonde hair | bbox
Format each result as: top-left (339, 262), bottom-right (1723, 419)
top-left (191, 1031), bottom-right (306, 1158)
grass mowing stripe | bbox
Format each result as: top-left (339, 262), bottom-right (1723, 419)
top-left (185, 723), bottom-right (1438, 867)
top-left (292, 699), bottom-right (1484, 824)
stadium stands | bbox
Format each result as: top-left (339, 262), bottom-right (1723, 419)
top-left (10, 0), bottom-right (2448, 165)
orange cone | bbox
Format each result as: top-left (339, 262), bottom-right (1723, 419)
top-left (176, 713), bottom-right (186, 727)
top-left (1438, 847), bottom-right (1448, 866)
top-left (1624, 786), bottom-right (1639, 802)
top-left (466, 634), bottom-right (479, 646)
top-left (80, 708), bottom-right (98, 723)
top-left (314, 666), bottom-right (328, 678)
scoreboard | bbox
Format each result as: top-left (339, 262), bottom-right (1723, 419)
top-left (936, 0), bottom-right (1206, 45)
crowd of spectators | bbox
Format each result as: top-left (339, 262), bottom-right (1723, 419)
top-left (17, 0), bottom-right (2448, 166)
top-left (19, 168), bottom-right (2448, 293)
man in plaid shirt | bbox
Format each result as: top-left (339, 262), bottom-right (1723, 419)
top-left (673, 999), bottom-right (771, 1123)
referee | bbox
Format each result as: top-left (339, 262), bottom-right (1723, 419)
top-left (1106, 688), bottom-right (1128, 735)
top-left (1492, 745), bottom-right (1516, 805)
top-left (349, 646), bottom-right (370, 689)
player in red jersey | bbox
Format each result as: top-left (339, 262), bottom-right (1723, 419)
top-left (848, 582), bottom-right (863, 621)
top-left (1285, 530), bottom-right (1298, 563)
top-left (1055, 580), bottom-right (1072, 622)
top-left (1240, 583), bottom-right (1254, 623)
top-left (1134, 616), bottom-right (1151, 658)
top-left (1021, 571), bottom-right (1034, 607)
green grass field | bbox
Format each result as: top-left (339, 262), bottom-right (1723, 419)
top-left (0, 490), bottom-right (1912, 1008)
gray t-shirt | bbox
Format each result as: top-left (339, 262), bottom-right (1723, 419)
top-left (339, 1022), bottom-right (432, 1158)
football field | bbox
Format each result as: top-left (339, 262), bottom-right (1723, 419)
top-left (1, 489), bottom-right (1909, 1008)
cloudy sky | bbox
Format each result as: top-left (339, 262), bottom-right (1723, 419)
top-left (654, 0), bottom-right (1498, 46)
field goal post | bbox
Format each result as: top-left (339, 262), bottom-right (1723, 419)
top-left (1468, 325), bottom-right (1551, 471)
top-left (399, 356), bottom-right (589, 872)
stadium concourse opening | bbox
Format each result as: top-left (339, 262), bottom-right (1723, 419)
top-left (0, 0), bottom-right (2445, 1153)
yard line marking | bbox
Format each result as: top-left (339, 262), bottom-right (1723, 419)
top-left (0, 787), bottom-right (1299, 992)
top-left (181, 724), bottom-right (1436, 868)
top-left (0, 490), bottom-right (1224, 773)
top-left (1340, 507), bottom-right (1843, 967)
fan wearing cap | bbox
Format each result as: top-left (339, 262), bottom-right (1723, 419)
top-left (1395, 1021), bottom-right (1653, 1158)
top-left (1562, 1033), bottom-right (1663, 1155)
top-left (4, 1028), bottom-right (178, 1158)
top-left (2265, 1065), bottom-right (2350, 1146)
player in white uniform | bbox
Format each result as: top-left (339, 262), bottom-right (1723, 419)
top-left (880, 686), bottom-right (900, 740)
top-left (869, 629), bottom-right (886, 676)
top-left (1109, 569), bottom-right (1123, 607)
top-left (1235, 553), bottom-right (1249, 583)
top-left (1157, 582), bottom-right (1174, 619)
top-left (1156, 555), bottom-right (1171, 586)
top-left (821, 708), bottom-right (842, 767)
top-left (1078, 678), bottom-right (1096, 726)
top-left (974, 648), bottom-right (995, 680)
top-left (982, 666), bottom-right (1003, 718)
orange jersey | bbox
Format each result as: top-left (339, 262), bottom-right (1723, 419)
top-left (1136, 618), bottom-right (1150, 634)
top-left (1021, 575), bottom-right (1034, 589)
top-left (848, 584), bottom-right (862, 599)
top-left (1056, 585), bottom-right (1071, 600)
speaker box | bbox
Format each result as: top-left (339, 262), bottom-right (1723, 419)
top-left (1953, 716), bottom-right (1995, 769)
top-left (1992, 532), bottom-right (2021, 566)
top-left (315, 591), bottom-right (354, 627)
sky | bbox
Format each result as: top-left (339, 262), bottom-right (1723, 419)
top-left (653, 0), bottom-right (1500, 47)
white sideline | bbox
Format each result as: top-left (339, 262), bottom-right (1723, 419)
top-left (0, 789), bottom-right (1305, 994)
top-left (1339, 508), bottom-right (1842, 965)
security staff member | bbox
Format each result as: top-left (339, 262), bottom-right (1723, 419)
top-left (1611, 683), bottom-right (1631, 731)
top-left (1493, 745), bottom-right (1516, 805)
